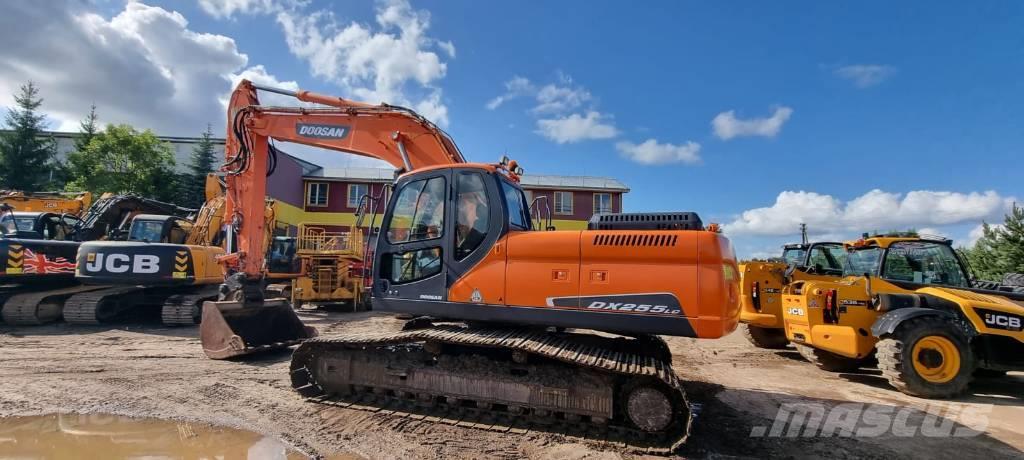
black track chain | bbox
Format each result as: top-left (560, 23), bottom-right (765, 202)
top-left (291, 325), bottom-right (692, 455)
top-left (1, 285), bottom-right (105, 325)
top-left (161, 293), bottom-right (206, 326)
top-left (63, 286), bottom-right (143, 325)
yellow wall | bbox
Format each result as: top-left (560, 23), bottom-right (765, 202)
top-left (274, 201), bottom-right (589, 231)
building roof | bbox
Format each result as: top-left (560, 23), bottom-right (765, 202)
top-left (519, 174), bottom-right (629, 192)
top-left (30, 130), bottom-right (227, 146)
top-left (303, 167), bottom-right (628, 192)
top-left (306, 167), bottom-right (396, 183)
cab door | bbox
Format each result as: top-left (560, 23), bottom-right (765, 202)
top-left (372, 170), bottom-right (450, 302)
top-left (444, 170), bottom-right (507, 305)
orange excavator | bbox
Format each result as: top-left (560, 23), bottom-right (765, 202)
top-left (200, 80), bottom-right (740, 453)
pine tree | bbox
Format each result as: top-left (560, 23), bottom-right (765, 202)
top-left (0, 82), bottom-right (56, 191)
top-left (183, 124), bottom-right (218, 207)
top-left (963, 204), bottom-right (1024, 282)
top-left (75, 104), bottom-right (99, 152)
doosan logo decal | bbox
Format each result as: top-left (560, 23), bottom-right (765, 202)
top-left (296, 123), bottom-right (349, 139)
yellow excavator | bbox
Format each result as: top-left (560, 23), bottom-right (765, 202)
top-left (739, 241), bottom-right (845, 348)
top-left (0, 190), bottom-right (92, 215)
top-left (781, 234), bottom-right (1024, 397)
top-left (1, 194), bottom-right (194, 325)
top-left (70, 176), bottom-right (226, 325)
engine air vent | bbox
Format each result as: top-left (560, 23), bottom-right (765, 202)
top-left (593, 233), bottom-right (678, 247)
top-left (587, 212), bottom-right (703, 231)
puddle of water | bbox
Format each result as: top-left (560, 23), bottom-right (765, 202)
top-left (0, 413), bottom-right (307, 459)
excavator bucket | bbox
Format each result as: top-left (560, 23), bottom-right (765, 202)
top-left (199, 299), bottom-right (317, 359)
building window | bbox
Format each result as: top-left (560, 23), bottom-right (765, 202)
top-left (307, 182), bottom-right (328, 207)
top-left (554, 191), bottom-right (573, 215)
top-left (348, 183), bottom-right (368, 208)
top-left (593, 193), bottom-right (612, 214)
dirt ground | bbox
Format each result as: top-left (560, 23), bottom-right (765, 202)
top-left (1, 310), bottom-right (1021, 459)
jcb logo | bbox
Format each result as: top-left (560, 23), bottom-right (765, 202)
top-left (83, 253), bottom-right (160, 274)
top-left (984, 313), bottom-right (1022, 331)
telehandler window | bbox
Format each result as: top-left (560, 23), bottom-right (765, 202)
top-left (883, 242), bottom-right (968, 287)
top-left (386, 176), bottom-right (446, 244)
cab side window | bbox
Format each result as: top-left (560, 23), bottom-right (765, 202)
top-left (386, 176), bottom-right (446, 244)
top-left (500, 181), bottom-right (529, 230)
top-left (455, 172), bottom-right (489, 261)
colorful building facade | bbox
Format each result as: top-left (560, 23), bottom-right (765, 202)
top-left (268, 156), bottom-right (629, 234)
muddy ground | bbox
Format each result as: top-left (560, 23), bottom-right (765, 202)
top-left (1, 310), bottom-right (1021, 459)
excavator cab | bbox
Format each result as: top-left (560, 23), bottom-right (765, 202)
top-left (371, 163), bottom-right (528, 309)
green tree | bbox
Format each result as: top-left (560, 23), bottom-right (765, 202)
top-left (962, 204), bottom-right (1024, 282)
top-left (75, 104), bottom-right (99, 152)
top-left (0, 81), bottom-right (56, 191)
top-left (66, 124), bottom-right (177, 201)
top-left (181, 124), bottom-right (218, 207)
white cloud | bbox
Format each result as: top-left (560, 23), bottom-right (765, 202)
top-left (485, 74), bottom-right (591, 115)
top-left (726, 189), bottom-right (1016, 238)
top-left (198, 0), bottom-right (281, 18)
top-left (0, 2), bottom-right (284, 136)
top-left (532, 83), bottom-right (592, 114)
top-left (486, 76), bottom-right (535, 110)
top-left (223, 64), bottom-right (300, 108)
top-left (835, 64), bottom-right (896, 88)
top-left (615, 139), bottom-right (701, 165)
top-left (275, 0), bottom-right (453, 126)
top-left (712, 106), bottom-right (793, 140)
top-left (535, 111), bottom-right (618, 144)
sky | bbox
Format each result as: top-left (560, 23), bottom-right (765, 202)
top-left (1, 0), bottom-right (1021, 258)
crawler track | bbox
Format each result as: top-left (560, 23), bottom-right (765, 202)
top-left (1, 285), bottom-right (107, 325)
top-left (290, 325), bottom-right (692, 455)
top-left (63, 286), bottom-right (145, 325)
top-left (161, 290), bottom-right (217, 326)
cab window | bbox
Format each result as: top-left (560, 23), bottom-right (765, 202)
top-left (882, 242), bottom-right (968, 287)
top-left (386, 176), bottom-right (446, 244)
top-left (129, 221), bottom-right (165, 242)
top-left (782, 248), bottom-right (806, 266)
top-left (455, 172), bottom-right (489, 260)
top-left (500, 180), bottom-right (529, 230)
top-left (806, 244), bottom-right (845, 274)
top-left (384, 248), bottom-right (442, 284)
top-left (843, 247), bottom-right (883, 277)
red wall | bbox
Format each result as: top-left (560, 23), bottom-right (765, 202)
top-left (304, 181), bottom-right (388, 213)
top-left (525, 189), bottom-right (621, 221)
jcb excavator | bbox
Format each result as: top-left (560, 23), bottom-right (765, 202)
top-left (200, 80), bottom-right (739, 452)
top-left (781, 234), bottom-right (1024, 398)
top-left (739, 241), bottom-right (844, 348)
top-left (1, 195), bottom-right (193, 325)
top-left (71, 175), bottom-right (272, 325)
top-left (0, 190), bottom-right (92, 215)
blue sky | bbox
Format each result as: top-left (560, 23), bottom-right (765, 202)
top-left (3, 1), bottom-right (1021, 257)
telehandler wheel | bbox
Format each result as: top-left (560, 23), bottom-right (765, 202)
top-left (876, 316), bottom-right (975, 398)
top-left (795, 344), bottom-right (865, 372)
top-left (741, 324), bottom-right (790, 349)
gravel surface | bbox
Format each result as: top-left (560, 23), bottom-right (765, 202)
top-left (1, 310), bottom-right (1021, 459)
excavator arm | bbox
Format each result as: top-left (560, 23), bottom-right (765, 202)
top-left (219, 79), bottom-right (464, 295)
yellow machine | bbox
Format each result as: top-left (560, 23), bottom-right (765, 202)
top-left (781, 234), bottom-right (1024, 397)
top-left (288, 224), bottom-right (365, 309)
top-left (0, 190), bottom-right (92, 215)
top-left (739, 241), bottom-right (844, 348)
top-left (71, 176), bottom-right (228, 325)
